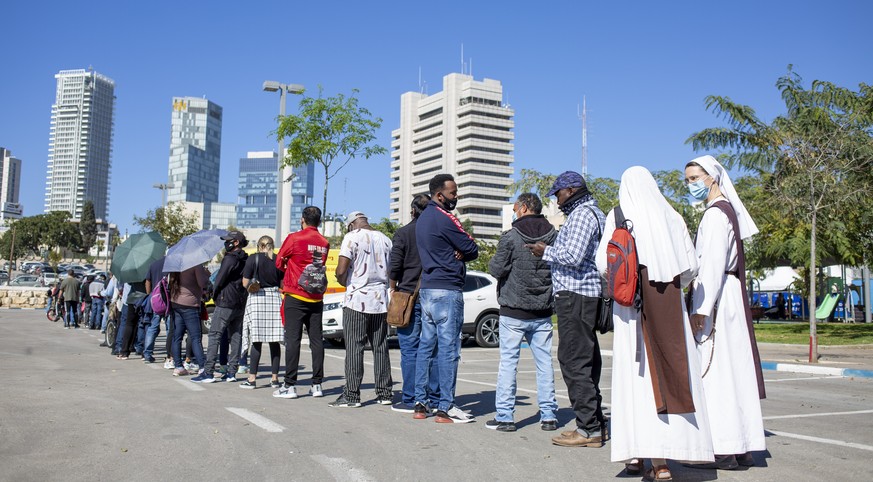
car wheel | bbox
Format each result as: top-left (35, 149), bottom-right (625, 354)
top-left (474, 313), bottom-right (500, 348)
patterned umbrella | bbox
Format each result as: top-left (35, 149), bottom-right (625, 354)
top-left (110, 232), bottom-right (167, 284)
top-left (163, 229), bottom-right (229, 272)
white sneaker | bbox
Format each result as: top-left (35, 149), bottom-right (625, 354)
top-left (273, 384), bottom-right (298, 399)
top-left (436, 406), bottom-right (475, 424)
top-left (309, 384), bottom-right (324, 398)
top-left (163, 359), bottom-right (174, 370)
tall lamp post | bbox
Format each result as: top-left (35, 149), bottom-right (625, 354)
top-left (263, 81), bottom-right (304, 242)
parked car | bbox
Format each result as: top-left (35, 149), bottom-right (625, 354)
top-left (21, 262), bottom-right (42, 274)
top-left (39, 273), bottom-right (59, 286)
top-left (0, 270), bottom-right (8, 282)
top-left (321, 293), bottom-right (346, 345)
top-left (6, 274), bottom-right (41, 287)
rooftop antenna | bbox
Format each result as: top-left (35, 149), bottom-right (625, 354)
top-left (577, 96), bottom-right (588, 178)
top-left (461, 43), bottom-right (466, 74)
top-left (470, 57), bottom-right (473, 78)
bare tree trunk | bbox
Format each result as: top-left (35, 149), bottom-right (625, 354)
top-left (809, 207), bottom-right (818, 363)
top-left (322, 167), bottom-right (329, 224)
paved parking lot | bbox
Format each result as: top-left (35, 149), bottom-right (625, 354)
top-left (1, 310), bottom-right (871, 481)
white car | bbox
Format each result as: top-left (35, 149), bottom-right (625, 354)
top-left (319, 271), bottom-right (501, 348)
top-left (39, 273), bottom-right (59, 286)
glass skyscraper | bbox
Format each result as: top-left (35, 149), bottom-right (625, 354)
top-left (237, 151), bottom-right (314, 230)
top-left (166, 97), bottom-right (222, 204)
top-left (44, 69), bottom-right (115, 220)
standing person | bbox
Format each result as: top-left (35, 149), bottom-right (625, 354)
top-left (100, 273), bottom-right (117, 335)
top-left (331, 211), bottom-right (394, 408)
top-left (88, 274), bottom-right (106, 330)
top-left (597, 167), bottom-right (714, 480)
top-left (684, 155), bottom-right (766, 470)
top-left (388, 194), bottom-right (440, 413)
top-left (273, 206), bottom-right (330, 399)
top-left (170, 264), bottom-right (209, 376)
top-left (142, 256), bottom-right (167, 364)
top-left (60, 270), bottom-right (81, 329)
top-left (487, 193), bottom-right (559, 432)
top-left (45, 285), bottom-right (54, 315)
top-left (413, 174), bottom-right (478, 423)
top-left (527, 171), bottom-right (607, 447)
top-left (79, 275), bottom-right (93, 323)
top-left (192, 232), bottom-right (248, 383)
top-left (239, 236), bottom-right (285, 389)
top-left (118, 280), bottom-right (148, 360)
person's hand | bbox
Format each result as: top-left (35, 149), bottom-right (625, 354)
top-left (691, 314), bottom-right (707, 337)
top-left (454, 250), bottom-right (464, 260)
top-left (525, 241), bottom-right (546, 257)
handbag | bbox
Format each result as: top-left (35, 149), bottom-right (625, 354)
top-left (595, 297), bottom-right (614, 335)
top-left (387, 281), bottom-right (420, 328)
top-left (247, 255), bottom-right (261, 294)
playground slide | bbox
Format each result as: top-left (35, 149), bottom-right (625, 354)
top-left (815, 293), bottom-right (840, 319)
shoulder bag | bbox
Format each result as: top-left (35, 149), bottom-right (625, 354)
top-left (387, 281), bottom-right (420, 328)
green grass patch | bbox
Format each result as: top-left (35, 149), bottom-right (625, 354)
top-left (753, 322), bottom-right (873, 345)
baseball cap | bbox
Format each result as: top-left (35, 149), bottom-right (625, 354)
top-left (345, 211), bottom-right (367, 225)
top-left (220, 231), bottom-right (248, 247)
top-left (547, 171), bottom-right (586, 197)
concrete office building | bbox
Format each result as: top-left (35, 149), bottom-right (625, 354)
top-left (389, 73), bottom-right (514, 238)
top-left (44, 69), bottom-right (115, 220)
top-left (1, 147), bottom-right (23, 220)
top-left (166, 97), bottom-right (222, 204)
top-left (236, 150), bottom-right (314, 231)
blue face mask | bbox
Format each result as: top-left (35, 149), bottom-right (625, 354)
top-left (511, 211), bottom-right (518, 222)
top-left (688, 180), bottom-right (710, 200)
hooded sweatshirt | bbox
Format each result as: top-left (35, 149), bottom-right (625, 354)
top-left (488, 214), bottom-right (558, 319)
top-left (212, 249), bottom-right (249, 309)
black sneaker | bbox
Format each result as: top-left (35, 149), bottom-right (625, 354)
top-left (485, 419), bottom-right (517, 432)
top-left (143, 357), bottom-right (156, 364)
top-left (239, 380), bottom-right (256, 389)
top-left (328, 396), bottom-right (361, 408)
top-left (541, 420), bottom-right (558, 431)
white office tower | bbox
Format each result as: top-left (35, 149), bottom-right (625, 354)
top-left (44, 69), bottom-right (116, 220)
top-left (390, 73), bottom-right (514, 238)
top-left (1, 147), bottom-right (23, 220)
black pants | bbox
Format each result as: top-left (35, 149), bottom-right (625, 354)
top-left (342, 308), bottom-right (393, 403)
top-left (250, 342), bottom-right (281, 376)
top-left (283, 296), bottom-right (324, 386)
top-left (555, 291), bottom-right (605, 435)
top-left (120, 304), bottom-right (141, 357)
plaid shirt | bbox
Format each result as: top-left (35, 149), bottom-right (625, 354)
top-left (543, 196), bottom-right (605, 297)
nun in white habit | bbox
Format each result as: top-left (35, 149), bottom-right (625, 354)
top-left (596, 166), bottom-right (714, 481)
top-left (684, 155), bottom-right (766, 470)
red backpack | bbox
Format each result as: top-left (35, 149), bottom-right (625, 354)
top-left (606, 206), bottom-right (641, 308)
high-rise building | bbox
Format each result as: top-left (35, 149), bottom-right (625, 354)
top-left (166, 97), bottom-right (222, 204)
top-left (236, 150), bottom-right (314, 230)
top-left (1, 147), bottom-right (23, 220)
top-left (390, 73), bottom-right (514, 238)
top-left (44, 69), bottom-right (115, 220)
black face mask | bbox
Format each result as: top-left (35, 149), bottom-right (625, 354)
top-left (224, 240), bottom-right (236, 251)
top-left (441, 195), bottom-right (457, 211)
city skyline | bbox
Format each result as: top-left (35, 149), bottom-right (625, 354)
top-left (236, 150), bottom-right (315, 231)
top-left (2, 2), bottom-right (871, 234)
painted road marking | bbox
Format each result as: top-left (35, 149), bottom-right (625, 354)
top-left (764, 409), bottom-right (873, 420)
top-left (765, 376), bottom-right (846, 382)
top-left (174, 378), bottom-right (205, 391)
top-left (767, 430), bottom-right (873, 452)
top-left (310, 454), bottom-right (375, 482)
top-left (225, 407), bottom-right (285, 433)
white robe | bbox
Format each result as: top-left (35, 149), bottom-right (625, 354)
top-left (691, 199), bottom-right (766, 455)
top-left (597, 210), bottom-right (714, 464)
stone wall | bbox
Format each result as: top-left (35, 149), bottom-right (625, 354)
top-left (0, 287), bottom-right (49, 309)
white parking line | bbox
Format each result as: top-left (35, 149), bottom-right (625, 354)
top-left (174, 378), bottom-right (205, 391)
top-left (766, 375), bottom-right (846, 382)
top-left (225, 407), bottom-right (285, 433)
top-left (767, 430), bottom-right (873, 452)
top-left (310, 454), bottom-right (376, 482)
top-left (764, 409), bottom-right (873, 420)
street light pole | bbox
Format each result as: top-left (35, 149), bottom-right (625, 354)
top-left (263, 81), bottom-right (304, 243)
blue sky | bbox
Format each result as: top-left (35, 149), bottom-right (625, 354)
top-left (2, 1), bottom-right (871, 234)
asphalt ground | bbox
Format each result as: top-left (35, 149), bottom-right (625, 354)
top-left (1, 310), bottom-right (872, 481)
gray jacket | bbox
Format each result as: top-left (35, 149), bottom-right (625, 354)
top-left (488, 214), bottom-right (557, 317)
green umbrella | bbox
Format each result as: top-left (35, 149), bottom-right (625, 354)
top-left (110, 232), bottom-right (167, 284)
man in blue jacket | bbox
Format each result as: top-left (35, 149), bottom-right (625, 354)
top-left (413, 174), bottom-right (478, 423)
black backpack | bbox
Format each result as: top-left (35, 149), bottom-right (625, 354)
top-left (298, 250), bottom-right (327, 295)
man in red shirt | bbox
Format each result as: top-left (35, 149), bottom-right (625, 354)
top-left (273, 206), bottom-right (330, 399)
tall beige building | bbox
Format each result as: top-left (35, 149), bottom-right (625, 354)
top-left (390, 73), bottom-right (514, 238)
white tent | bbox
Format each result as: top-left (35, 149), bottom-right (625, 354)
top-left (756, 267), bottom-right (801, 292)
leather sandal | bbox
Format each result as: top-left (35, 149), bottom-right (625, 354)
top-left (644, 465), bottom-right (672, 481)
top-left (624, 459), bottom-right (643, 476)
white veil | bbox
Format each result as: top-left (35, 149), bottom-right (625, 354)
top-left (690, 155), bottom-right (760, 240)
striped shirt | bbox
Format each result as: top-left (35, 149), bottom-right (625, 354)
top-left (543, 197), bottom-right (605, 297)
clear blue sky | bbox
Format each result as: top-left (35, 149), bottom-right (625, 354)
top-left (2, 1), bottom-right (871, 234)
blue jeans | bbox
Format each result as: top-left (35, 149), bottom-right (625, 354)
top-left (142, 313), bottom-right (162, 360)
top-left (90, 298), bottom-right (105, 329)
top-left (397, 302), bottom-right (439, 405)
top-left (415, 289), bottom-right (464, 412)
top-left (495, 315), bottom-right (558, 422)
top-left (172, 306), bottom-right (205, 369)
top-left (115, 304), bottom-right (129, 352)
top-left (46, 296), bottom-right (53, 313)
top-left (101, 301), bottom-right (111, 331)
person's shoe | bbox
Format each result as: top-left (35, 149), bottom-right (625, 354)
top-left (239, 380), bottom-right (256, 389)
top-left (376, 397), bottom-right (393, 406)
top-left (327, 395), bottom-right (361, 408)
top-left (237, 366), bottom-right (249, 375)
top-left (551, 430), bottom-right (603, 447)
top-left (143, 357), bottom-right (156, 364)
top-left (736, 452), bottom-right (755, 467)
top-left (172, 368), bottom-right (189, 377)
top-left (225, 375), bottom-right (238, 383)
top-left (64, 326), bottom-right (70, 329)
top-left (391, 402), bottom-right (415, 413)
top-left (190, 373), bottom-right (217, 383)
top-left (485, 419), bottom-right (516, 432)
top-left (685, 455), bottom-right (739, 470)
top-left (211, 371), bottom-right (225, 381)
top-left (272, 384), bottom-right (298, 399)
top-left (541, 420), bottom-right (558, 431)
top-left (99, 342), bottom-right (108, 347)
top-left (435, 406), bottom-right (474, 424)
top-left (413, 402), bottom-right (430, 420)
top-left (270, 380), bottom-right (282, 389)
top-left (163, 359), bottom-right (174, 369)
top-left (100, 330), bottom-right (106, 334)
top-left (309, 384), bottom-right (324, 397)
top-left (184, 362), bottom-right (200, 372)
top-left (216, 366), bottom-right (228, 375)
top-left (601, 421), bottom-right (610, 441)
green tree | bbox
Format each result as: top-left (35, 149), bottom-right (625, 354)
top-left (79, 200), bottom-right (98, 252)
top-left (652, 169), bottom-right (701, 232)
top-left (276, 88), bottom-right (387, 216)
top-left (468, 239), bottom-right (498, 274)
top-left (687, 66), bottom-right (873, 362)
top-left (133, 202), bottom-right (200, 246)
top-left (371, 218), bottom-right (400, 239)
top-left (507, 168), bottom-right (620, 213)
